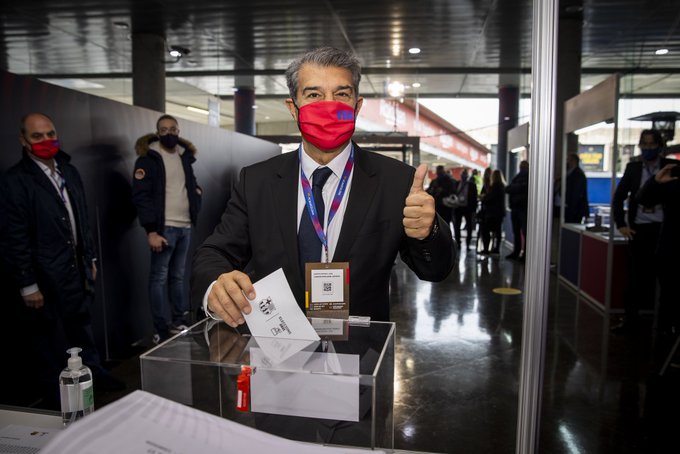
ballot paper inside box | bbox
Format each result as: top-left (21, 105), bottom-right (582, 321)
top-left (140, 318), bottom-right (395, 451)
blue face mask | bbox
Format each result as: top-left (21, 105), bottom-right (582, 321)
top-left (640, 147), bottom-right (661, 161)
top-left (159, 134), bottom-right (179, 149)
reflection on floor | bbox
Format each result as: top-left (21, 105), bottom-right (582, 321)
top-left (390, 246), bottom-right (678, 453)
top-left (38, 245), bottom-right (680, 453)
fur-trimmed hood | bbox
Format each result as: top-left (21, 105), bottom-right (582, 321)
top-left (135, 133), bottom-right (197, 157)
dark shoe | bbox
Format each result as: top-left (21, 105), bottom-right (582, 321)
top-left (480, 249), bottom-right (490, 254)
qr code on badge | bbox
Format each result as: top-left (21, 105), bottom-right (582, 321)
top-left (323, 282), bottom-right (332, 292)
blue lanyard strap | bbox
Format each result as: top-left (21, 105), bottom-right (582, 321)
top-left (299, 145), bottom-right (354, 260)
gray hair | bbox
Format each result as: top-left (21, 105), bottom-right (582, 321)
top-left (285, 47), bottom-right (362, 100)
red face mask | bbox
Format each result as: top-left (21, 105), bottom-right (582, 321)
top-left (28, 139), bottom-right (60, 159)
top-left (297, 101), bottom-right (356, 150)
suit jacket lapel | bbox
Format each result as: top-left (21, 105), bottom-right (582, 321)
top-left (334, 146), bottom-right (378, 261)
top-left (22, 154), bottom-right (65, 206)
top-left (273, 152), bottom-right (302, 283)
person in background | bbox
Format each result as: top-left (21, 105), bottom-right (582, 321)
top-left (505, 160), bottom-right (529, 261)
top-left (637, 160), bottom-right (680, 363)
top-left (453, 169), bottom-right (479, 251)
top-left (192, 47), bottom-right (456, 326)
top-left (471, 168), bottom-right (483, 195)
top-left (563, 153), bottom-right (589, 223)
top-left (477, 167), bottom-right (492, 252)
top-left (480, 169), bottom-right (506, 254)
top-left (611, 129), bottom-right (675, 334)
top-left (132, 115), bottom-right (202, 344)
top-left (427, 165), bottom-right (457, 227)
top-left (0, 113), bottom-right (123, 408)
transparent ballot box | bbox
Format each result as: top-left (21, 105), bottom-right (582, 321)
top-left (140, 318), bottom-right (395, 450)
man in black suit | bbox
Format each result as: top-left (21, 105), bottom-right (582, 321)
top-left (637, 160), bottom-right (680, 354)
top-left (192, 47), bottom-right (456, 325)
top-left (612, 129), bottom-right (676, 333)
top-left (563, 153), bottom-right (589, 223)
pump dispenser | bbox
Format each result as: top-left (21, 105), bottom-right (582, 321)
top-left (59, 347), bottom-right (94, 426)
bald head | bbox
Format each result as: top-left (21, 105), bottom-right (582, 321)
top-left (20, 113), bottom-right (58, 148)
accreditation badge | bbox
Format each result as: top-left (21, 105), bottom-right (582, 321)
top-left (304, 261), bottom-right (349, 320)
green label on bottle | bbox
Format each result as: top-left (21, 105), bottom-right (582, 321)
top-left (82, 382), bottom-right (94, 409)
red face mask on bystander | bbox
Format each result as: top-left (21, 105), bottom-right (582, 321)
top-left (28, 139), bottom-right (60, 159)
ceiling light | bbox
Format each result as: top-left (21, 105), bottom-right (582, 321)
top-left (412, 82), bottom-right (421, 88)
top-left (387, 81), bottom-right (405, 97)
top-left (655, 48), bottom-right (669, 55)
top-left (408, 47), bottom-right (421, 55)
top-left (113, 22), bottom-right (129, 30)
top-left (169, 45), bottom-right (190, 58)
top-left (252, 105), bottom-right (258, 109)
top-left (187, 106), bottom-right (209, 115)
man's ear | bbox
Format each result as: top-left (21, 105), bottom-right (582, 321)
top-left (285, 98), bottom-right (298, 121)
top-left (19, 134), bottom-right (29, 148)
top-left (354, 96), bottom-right (364, 116)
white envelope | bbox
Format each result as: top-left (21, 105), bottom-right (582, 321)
top-left (244, 268), bottom-right (320, 341)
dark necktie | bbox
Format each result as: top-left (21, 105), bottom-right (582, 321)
top-left (298, 167), bottom-right (333, 275)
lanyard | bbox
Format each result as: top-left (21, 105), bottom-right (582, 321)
top-left (299, 145), bottom-right (354, 262)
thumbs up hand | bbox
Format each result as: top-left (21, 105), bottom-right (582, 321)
top-left (403, 164), bottom-right (436, 240)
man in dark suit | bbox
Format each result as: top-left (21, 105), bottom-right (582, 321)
top-left (637, 161), bottom-right (680, 359)
top-left (192, 47), bottom-right (456, 325)
top-left (563, 153), bottom-right (589, 223)
top-left (0, 113), bottom-right (123, 408)
top-left (612, 129), bottom-right (676, 333)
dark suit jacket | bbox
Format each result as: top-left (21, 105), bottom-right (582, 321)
top-left (191, 144), bottom-right (456, 321)
top-left (637, 169), bottom-right (680, 260)
top-left (564, 166), bottom-right (589, 223)
top-left (0, 150), bottom-right (96, 318)
top-left (613, 158), bottom-right (677, 229)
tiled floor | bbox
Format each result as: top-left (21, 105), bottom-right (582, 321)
top-left (25, 243), bottom-right (680, 453)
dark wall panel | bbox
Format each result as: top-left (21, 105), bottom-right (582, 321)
top-left (0, 70), bottom-right (281, 365)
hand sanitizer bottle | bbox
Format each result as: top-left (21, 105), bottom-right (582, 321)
top-left (59, 347), bottom-right (94, 427)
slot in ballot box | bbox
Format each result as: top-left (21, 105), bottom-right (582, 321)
top-left (140, 318), bottom-right (395, 450)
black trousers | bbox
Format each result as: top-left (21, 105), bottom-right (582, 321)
top-left (509, 208), bottom-right (527, 256)
top-left (622, 222), bottom-right (661, 326)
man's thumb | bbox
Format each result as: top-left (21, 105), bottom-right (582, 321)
top-left (410, 164), bottom-right (428, 194)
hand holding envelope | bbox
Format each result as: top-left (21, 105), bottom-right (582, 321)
top-left (208, 270), bottom-right (256, 327)
top-left (208, 268), bottom-right (319, 342)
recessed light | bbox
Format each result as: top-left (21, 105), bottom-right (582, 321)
top-left (187, 106), bottom-right (209, 115)
top-left (113, 22), bottom-right (129, 30)
top-left (408, 47), bottom-right (421, 55)
top-left (655, 48), bottom-right (669, 55)
top-left (252, 105), bottom-right (258, 109)
top-left (412, 82), bottom-right (421, 88)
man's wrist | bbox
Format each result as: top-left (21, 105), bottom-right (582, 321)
top-left (422, 220), bottom-right (439, 242)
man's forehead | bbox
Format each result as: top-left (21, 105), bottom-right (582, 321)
top-left (158, 119), bottom-right (178, 127)
top-left (25, 115), bottom-right (54, 131)
top-left (299, 64), bottom-right (353, 86)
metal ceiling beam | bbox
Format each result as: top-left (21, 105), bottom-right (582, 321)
top-left (25, 66), bottom-right (680, 80)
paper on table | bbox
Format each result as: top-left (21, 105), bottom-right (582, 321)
top-left (40, 390), bottom-right (382, 454)
top-left (0, 424), bottom-right (58, 451)
top-left (244, 268), bottom-right (319, 341)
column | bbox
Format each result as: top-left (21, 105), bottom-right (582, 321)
top-left (234, 86), bottom-right (256, 135)
top-left (497, 85), bottom-right (520, 179)
top-left (132, 33), bottom-right (165, 112)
